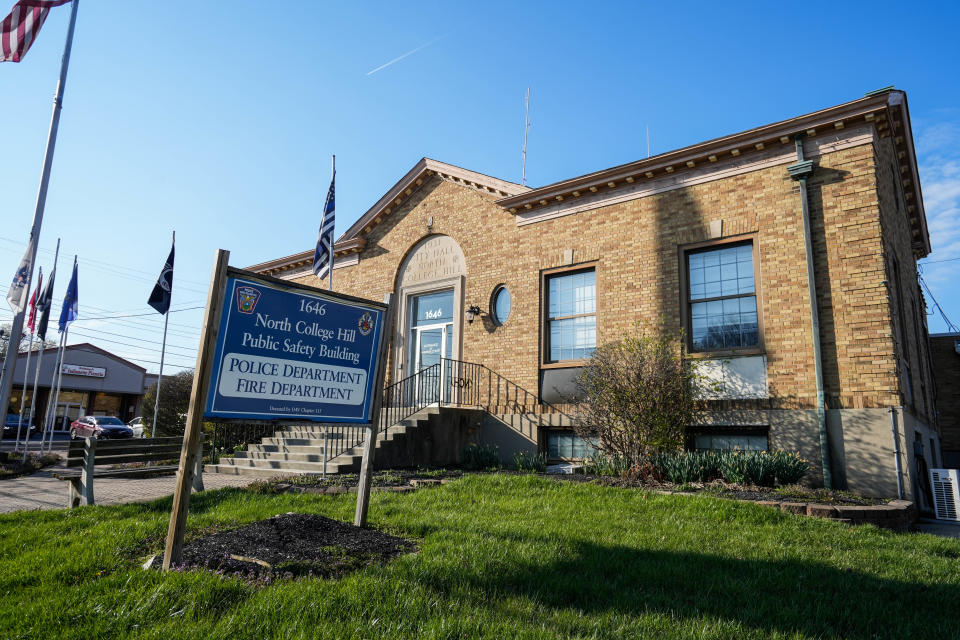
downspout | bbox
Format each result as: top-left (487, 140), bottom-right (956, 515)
top-left (787, 135), bottom-right (833, 490)
top-left (889, 406), bottom-right (905, 499)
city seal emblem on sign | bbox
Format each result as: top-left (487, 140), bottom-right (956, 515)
top-left (236, 286), bottom-right (261, 314)
top-left (358, 311), bottom-right (374, 336)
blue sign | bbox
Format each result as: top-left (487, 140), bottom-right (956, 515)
top-left (204, 273), bottom-right (386, 423)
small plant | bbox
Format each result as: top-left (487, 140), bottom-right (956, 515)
top-left (513, 451), bottom-right (547, 473)
top-left (461, 443), bottom-right (500, 470)
top-left (646, 450), bottom-right (809, 487)
top-left (768, 451), bottom-right (810, 484)
top-left (582, 454), bottom-right (632, 477)
top-left (651, 451), bottom-right (723, 484)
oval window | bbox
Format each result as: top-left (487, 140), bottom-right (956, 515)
top-left (491, 286), bottom-right (511, 325)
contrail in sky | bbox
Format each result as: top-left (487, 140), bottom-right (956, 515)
top-left (366, 36), bottom-right (444, 76)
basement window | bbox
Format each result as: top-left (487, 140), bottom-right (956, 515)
top-left (547, 431), bottom-right (592, 459)
top-left (687, 426), bottom-right (769, 452)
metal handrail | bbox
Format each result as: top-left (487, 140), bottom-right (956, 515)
top-left (440, 357), bottom-right (573, 421)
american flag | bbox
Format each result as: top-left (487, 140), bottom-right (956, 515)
top-left (313, 170), bottom-right (336, 280)
top-left (1, 0), bottom-right (71, 63)
top-left (26, 266), bottom-right (41, 334)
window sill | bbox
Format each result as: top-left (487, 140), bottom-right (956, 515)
top-left (685, 348), bottom-right (765, 360)
top-left (540, 360), bottom-right (591, 370)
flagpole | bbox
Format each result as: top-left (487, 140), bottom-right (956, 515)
top-left (45, 327), bottom-right (69, 453)
top-left (14, 335), bottom-right (34, 452)
top-left (22, 343), bottom-right (46, 462)
top-left (0, 0), bottom-right (79, 437)
top-left (329, 155), bottom-right (335, 291)
top-left (151, 230), bottom-right (174, 436)
top-left (40, 332), bottom-right (64, 451)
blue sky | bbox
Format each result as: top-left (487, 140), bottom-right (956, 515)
top-left (2, 0), bottom-right (959, 373)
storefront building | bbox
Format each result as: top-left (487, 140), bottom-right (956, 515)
top-left (6, 342), bottom-right (147, 431)
top-left (251, 89), bottom-right (939, 499)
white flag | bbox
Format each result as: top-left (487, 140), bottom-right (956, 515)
top-left (6, 235), bottom-right (34, 313)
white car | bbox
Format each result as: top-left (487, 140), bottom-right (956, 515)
top-left (127, 416), bottom-right (146, 438)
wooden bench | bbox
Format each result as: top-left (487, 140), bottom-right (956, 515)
top-left (51, 436), bottom-right (207, 508)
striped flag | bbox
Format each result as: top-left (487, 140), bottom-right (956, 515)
top-left (1, 1), bottom-right (71, 63)
top-left (26, 266), bottom-right (41, 334)
top-left (313, 170), bottom-right (336, 280)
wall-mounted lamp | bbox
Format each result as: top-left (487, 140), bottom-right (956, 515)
top-left (466, 305), bottom-right (482, 324)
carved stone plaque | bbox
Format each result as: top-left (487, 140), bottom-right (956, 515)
top-left (399, 235), bottom-right (466, 287)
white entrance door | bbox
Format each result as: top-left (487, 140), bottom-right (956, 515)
top-left (408, 290), bottom-right (455, 404)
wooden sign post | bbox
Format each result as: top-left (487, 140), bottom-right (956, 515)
top-left (163, 249), bottom-right (230, 571)
top-left (354, 294), bottom-right (394, 527)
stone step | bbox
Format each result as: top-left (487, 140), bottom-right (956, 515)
top-left (206, 404), bottom-right (438, 476)
top-left (203, 464), bottom-right (322, 478)
top-left (215, 457), bottom-right (339, 473)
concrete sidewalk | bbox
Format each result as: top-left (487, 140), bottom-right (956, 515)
top-left (0, 469), bottom-right (259, 513)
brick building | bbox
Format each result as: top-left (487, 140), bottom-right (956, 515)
top-left (251, 89), bottom-right (939, 499)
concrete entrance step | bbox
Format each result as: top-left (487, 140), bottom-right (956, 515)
top-left (203, 464), bottom-right (322, 478)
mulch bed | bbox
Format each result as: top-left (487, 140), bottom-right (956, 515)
top-left (172, 513), bottom-right (416, 580)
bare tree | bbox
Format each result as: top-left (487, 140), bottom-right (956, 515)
top-left (573, 327), bottom-right (704, 466)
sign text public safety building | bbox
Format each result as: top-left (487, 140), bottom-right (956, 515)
top-left (204, 272), bottom-right (386, 423)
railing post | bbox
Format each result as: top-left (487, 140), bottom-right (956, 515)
top-left (80, 436), bottom-right (96, 506)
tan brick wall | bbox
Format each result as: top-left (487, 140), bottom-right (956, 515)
top-left (874, 135), bottom-right (937, 423)
top-left (288, 138), bottom-right (915, 417)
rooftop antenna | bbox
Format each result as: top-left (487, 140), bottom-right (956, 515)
top-left (646, 125), bottom-right (651, 158)
top-left (521, 87), bottom-right (531, 186)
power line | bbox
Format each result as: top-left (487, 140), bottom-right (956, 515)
top-left (918, 274), bottom-right (959, 333)
top-left (919, 256), bottom-right (960, 265)
top-left (65, 330), bottom-right (198, 364)
top-left (0, 235), bottom-right (211, 289)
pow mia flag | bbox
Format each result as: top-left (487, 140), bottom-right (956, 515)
top-left (148, 241), bottom-right (175, 315)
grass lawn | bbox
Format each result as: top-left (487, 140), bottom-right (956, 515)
top-left (0, 474), bottom-right (958, 639)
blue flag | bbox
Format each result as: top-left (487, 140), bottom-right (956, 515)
top-left (313, 169), bottom-right (336, 279)
top-left (58, 257), bottom-right (78, 334)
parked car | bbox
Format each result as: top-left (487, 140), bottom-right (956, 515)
top-left (3, 413), bottom-right (38, 440)
top-left (127, 416), bottom-right (146, 438)
top-left (70, 416), bottom-right (134, 440)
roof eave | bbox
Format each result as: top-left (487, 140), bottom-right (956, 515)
top-left (495, 93), bottom-right (894, 209)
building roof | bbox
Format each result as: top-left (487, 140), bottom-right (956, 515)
top-left (26, 342), bottom-right (148, 373)
top-left (250, 89), bottom-right (930, 276)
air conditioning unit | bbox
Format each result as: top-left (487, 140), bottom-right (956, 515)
top-left (930, 468), bottom-right (960, 522)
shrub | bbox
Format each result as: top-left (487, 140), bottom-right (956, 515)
top-left (462, 443), bottom-right (500, 470)
top-left (513, 451), bottom-right (546, 473)
top-left (574, 326), bottom-right (704, 468)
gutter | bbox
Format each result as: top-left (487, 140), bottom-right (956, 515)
top-left (787, 135), bottom-right (834, 490)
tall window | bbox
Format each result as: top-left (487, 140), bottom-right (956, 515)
top-left (545, 268), bottom-right (596, 362)
top-left (686, 242), bottom-right (758, 352)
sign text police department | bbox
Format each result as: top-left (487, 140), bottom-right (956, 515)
top-left (204, 274), bottom-right (385, 423)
